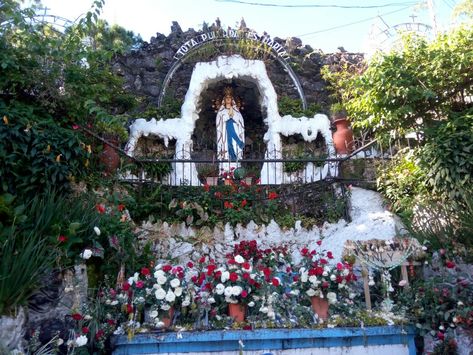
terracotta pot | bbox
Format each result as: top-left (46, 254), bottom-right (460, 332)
top-left (161, 307), bottom-right (174, 328)
top-left (100, 136), bottom-right (120, 174)
top-left (228, 303), bottom-right (246, 322)
top-left (310, 296), bottom-right (329, 320)
top-left (332, 118), bottom-right (354, 154)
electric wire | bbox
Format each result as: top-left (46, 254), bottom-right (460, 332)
top-left (216, 0), bottom-right (417, 9)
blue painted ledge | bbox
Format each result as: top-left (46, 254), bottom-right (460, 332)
top-left (112, 326), bottom-right (416, 355)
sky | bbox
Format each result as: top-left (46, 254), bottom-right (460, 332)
top-left (33, 0), bottom-right (457, 53)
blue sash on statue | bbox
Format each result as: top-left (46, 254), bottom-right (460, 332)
top-left (226, 118), bottom-right (244, 160)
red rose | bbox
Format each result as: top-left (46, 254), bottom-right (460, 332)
top-left (117, 204), bottom-right (125, 211)
top-left (95, 204), bottom-right (106, 214)
top-left (95, 329), bottom-right (105, 340)
top-left (187, 261), bottom-right (194, 268)
top-left (242, 272), bottom-right (250, 280)
top-left (445, 261), bottom-right (456, 269)
top-left (82, 326), bottom-right (89, 334)
top-left (107, 319), bottom-right (116, 325)
top-left (293, 275), bottom-right (299, 282)
top-left (241, 199), bottom-right (247, 208)
top-left (263, 267), bottom-right (271, 277)
top-left (316, 240), bottom-right (322, 246)
top-left (241, 290), bottom-right (248, 298)
top-left (301, 247), bottom-right (309, 256)
top-left (224, 201), bottom-right (233, 209)
top-left (203, 183), bottom-right (210, 192)
top-left (229, 272), bottom-right (238, 282)
top-left (249, 279), bottom-right (256, 285)
top-left (272, 277), bottom-right (280, 287)
top-left (437, 331), bottom-right (445, 341)
top-left (268, 191), bottom-right (278, 200)
top-left (214, 192), bottom-right (222, 199)
top-left (136, 281), bottom-right (144, 289)
top-left (199, 256), bottom-right (206, 263)
top-left (207, 264), bottom-right (217, 275)
top-left (122, 282), bottom-right (130, 291)
top-left (336, 262), bottom-right (343, 271)
top-left (72, 313), bottom-right (82, 321)
top-left (126, 304), bottom-right (133, 314)
top-left (327, 251), bottom-right (334, 259)
top-left (322, 281), bottom-right (329, 288)
top-left (242, 262), bottom-right (251, 270)
top-left (57, 235), bottom-right (67, 243)
top-left (162, 264), bottom-right (172, 272)
top-left (320, 258), bottom-right (328, 265)
top-left (141, 267), bottom-right (150, 276)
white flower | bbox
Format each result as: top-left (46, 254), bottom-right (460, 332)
top-left (231, 285), bottom-right (243, 296)
top-left (349, 292), bottom-right (357, 299)
top-left (308, 275), bottom-right (318, 284)
top-left (80, 249), bottom-right (92, 259)
top-left (439, 325), bottom-right (445, 330)
top-left (149, 310), bottom-right (158, 318)
top-left (182, 299), bottom-right (191, 307)
top-left (155, 288), bottom-right (166, 300)
top-left (224, 286), bottom-right (233, 297)
top-left (327, 292), bottom-right (337, 304)
top-left (170, 278), bottom-right (180, 288)
top-left (322, 271), bottom-right (329, 277)
top-left (208, 297), bottom-right (216, 304)
top-left (458, 301), bottom-right (464, 306)
top-left (422, 246), bottom-right (428, 251)
top-left (306, 289), bottom-right (316, 297)
top-left (165, 289), bottom-right (176, 302)
top-left (156, 275), bottom-right (167, 285)
top-left (110, 300), bottom-right (118, 306)
top-left (301, 272), bottom-right (309, 283)
top-left (84, 315), bottom-right (92, 320)
top-left (57, 338), bottom-right (64, 346)
top-left (161, 304), bottom-right (171, 311)
top-left (215, 283), bottom-right (225, 295)
top-left (330, 274), bottom-right (336, 281)
top-left (174, 287), bottom-right (183, 297)
top-left (75, 335), bottom-right (87, 347)
top-left (136, 297), bottom-right (145, 303)
top-left (93, 226), bottom-right (101, 236)
top-left (268, 311), bottom-right (276, 319)
top-left (259, 306), bottom-right (268, 313)
top-left (290, 289), bottom-right (300, 296)
top-left (155, 320), bottom-right (165, 328)
top-left (234, 255), bottom-right (245, 264)
top-left (398, 280), bottom-right (408, 287)
top-left (248, 301), bottom-right (255, 307)
top-left (221, 271), bottom-right (230, 283)
top-left (368, 279), bottom-right (375, 286)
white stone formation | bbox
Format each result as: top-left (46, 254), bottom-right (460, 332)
top-left (125, 55), bottom-right (335, 185)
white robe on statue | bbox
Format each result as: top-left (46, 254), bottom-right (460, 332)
top-left (216, 105), bottom-right (245, 164)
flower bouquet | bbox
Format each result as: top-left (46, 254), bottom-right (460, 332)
top-left (292, 242), bottom-right (356, 319)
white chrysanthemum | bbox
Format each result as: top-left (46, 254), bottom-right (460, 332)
top-left (327, 292), bottom-right (337, 304)
top-left (208, 297), bottom-right (216, 304)
top-left (149, 310), bottom-right (158, 319)
top-left (259, 306), bottom-right (268, 313)
top-left (174, 287), bottom-right (183, 297)
top-left (161, 304), bottom-right (171, 311)
top-left (170, 278), bottom-right (180, 288)
top-left (301, 272), bottom-right (308, 283)
top-left (136, 296), bottom-right (145, 303)
top-left (182, 299), bottom-right (190, 307)
top-left (215, 283), bottom-right (225, 295)
top-left (322, 271), bottom-right (329, 277)
top-left (308, 275), bottom-right (318, 284)
top-left (93, 226), bottom-right (101, 236)
top-left (248, 301), bottom-right (255, 307)
top-left (290, 289), bottom-right (300, 296)
top-left (80, 249), bottom-right (92, 260)
top-left (268, 311), bottom-right (275, 319)
top-left (165, 289), bottom-right (176, 302)
top-left (75, 335), bottom-right (87, 347)
top-left (155, 288), bottom-right (166, 300)
top-left (224, 286), bottom-right (233, 297)
top-left (234, 255), bottom-right (245, 264)
top-left (156, 274), bottom-right (167, 285)
top-left (306, 289), bottom-right (316, 297)
top-left (231, 285), bottom-right (242, 296)
top-left (221, 271), bottom-right (230, 283)
top-left (110, 300), bottom-right (118, 306)
top-left (349, 292), bottom-right (356, 299)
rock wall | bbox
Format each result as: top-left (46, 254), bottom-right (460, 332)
top-left (113, 21), bottom-right (364, 113)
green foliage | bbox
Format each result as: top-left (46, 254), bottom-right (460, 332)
top-left (142, 96), bottom-right (183, 119)
top-left (0, 106), bottom-right (90, 197)
top-left (420, 113), bottom-right (473, 202)
top-left (278, 96), bottom-right (321, 117)
top-left (377, 148), bottom-right (426, 218)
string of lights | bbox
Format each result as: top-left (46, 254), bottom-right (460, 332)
top-left (216, 0), bottom-right (418, 9)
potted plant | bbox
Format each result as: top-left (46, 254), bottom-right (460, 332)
top-left (330, 103), bottom-right (354, 154)
top-left (197, 164), bottom-right (219, 186)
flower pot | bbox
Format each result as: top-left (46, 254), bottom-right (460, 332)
top-left (332, 118), bottom-right (354, 155)
top-left (310, 296), bottom-right (329, 320)
top-left (206, 176), bottom-right (219, 186)
top-left (161, 307), bottom-right (174, 328)
top-left (100, 136), bottom-right (120, 174)
top-left (228, 303), bottom-right (246, 322)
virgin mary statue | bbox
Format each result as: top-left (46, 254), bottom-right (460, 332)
top-left (216, 87), bottom-right (245, 163)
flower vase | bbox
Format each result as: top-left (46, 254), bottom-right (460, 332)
top-left (100, 136), bottom-right (120, 174)
top-left (228, 303), bottom-right (246, 322)
top-left (310, 296), bottom-right (329, 320)
top-left (332, 118), bottom-right (354, 155)
top-left (161, 307), bottom-right (174, 328)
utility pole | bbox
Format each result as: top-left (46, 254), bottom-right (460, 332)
top-left (427, 0), bottom-right (438, 35)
